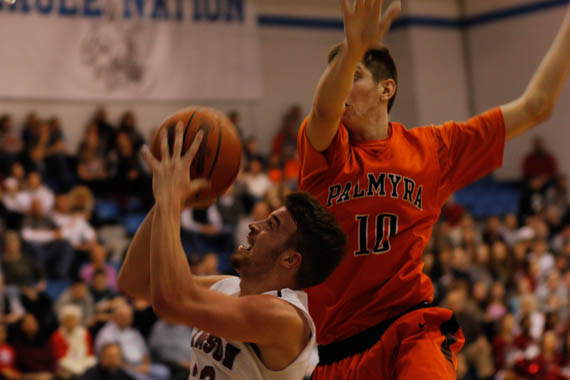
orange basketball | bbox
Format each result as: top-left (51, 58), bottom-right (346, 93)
top-left (150, 107), bottom-right (242, 203)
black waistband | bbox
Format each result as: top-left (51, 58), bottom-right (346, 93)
top-left (317, 302), bottom-right (433, 366)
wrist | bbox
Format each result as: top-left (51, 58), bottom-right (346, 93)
top-left (155, 197), bottom-right (183, 216)
top-left (344, 40), bottom-right (366, 62)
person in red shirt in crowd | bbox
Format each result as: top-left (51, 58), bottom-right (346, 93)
top-left (523, 137), bottom-right (559, 181)
top-left (297, 0), bottom-right (570, 378)
top-left (0, 323), bottom-right (20, 380)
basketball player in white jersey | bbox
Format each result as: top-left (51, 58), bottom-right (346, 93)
top-left (118, 123), bottom-right (347, 380)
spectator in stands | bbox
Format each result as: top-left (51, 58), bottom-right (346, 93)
top-left (21, 198), bottom-right (74, 279)
top-left (94, 303), bottom-right (169, 380)
top-left (518, 294), bottom-right (545, 341)
top-left (242, 135), bottom-right (264, 165)
top-left (11, 313), bottom-right (55, 378)
top-left (523, 136), bottom-right (558, 181)
top-left (2, 177), bottom-right (29, 229)
top-left (270, 104), bottom-right (301, 160)
top-left (77, 122), bottom-right (110, 197)
top-left (192, 253), bottom-right (220, 276)
top-left (117, 111), bottom-right (144, 151)
top-left (482, 216), bottom-right (503, 245)
top-left (109, 132), bottom-right (151, 206)
top-left (9, 162), bottom-right (26, 190)
top-left (148, 319), bottom-right (192, 380)
top-left (530, 239), bottom-right (555, 282)
top-left (0, 275), bottom-right (24, 325)
top-left (499, 213), bottom-right (520, 248)
top-left (487, 281), bottom-right (507, 322)
top-left (52, 193), bottom-right (98, 275)
top-left (492, 313), bottom-right (519, 374)
top-left (55, 280), bottom-right (96, 327)
top-left (24, 172), bottom-right (54, 215)
top-left (89, 269), bottom-right (116, 304)
top-left (2, 230), bottom-right (46, 290)
top-left (93, 107), bottom-right (116, 153)
top-left (0, 323), bottom-right (20, 380)
top-left (242, 158), bottom-right (273, 200)
top-left (132, 298), bottom-right (158, 340)
top-left (216, 184), bottom-right (245, 232)
top-left (180, 204), bottom-right (227, 254)
top-left (81, 343), bottom-right (134, 380)
top-left (19, 284), bottom-right (56, 333)
top-left (51, 304), bottom-right (96, 378)
top-left (80, 244), bottom-right (118, 291)
top-left (0, 114), bottom-right (24, 177)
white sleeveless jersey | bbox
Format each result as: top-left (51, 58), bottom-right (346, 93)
top-left (188, 277), bottom-right (316, 380)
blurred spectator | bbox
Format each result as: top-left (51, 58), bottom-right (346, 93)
top-left (518, 294), bottom-right (545, 341)
top-left (24, 172), bottom-right (54, 215)
top-left (50, 304), bottom-right (96, 378)
top-left (94, 303), bottom-right (169, 380)
top-left (530, 239), bottom-right (555, 282)
top-left (77, 122), bottom-right (110, 197)
top-left (242, 136), bottom-right (264, 165)
top-left (81, 343), bottom-right (134, 380)
top-left (0, 114), bottom-right (24, 177)
top-left (80, 244), bottom-right (118, 292)
top-left (0, 323), bottom-right (20, 380)
top-left (519, 176), bottom-right (549, 221)
top-left (192, 253), bottom-right (220, 276)
top-left (2, 230), bottom-right (46, 289)
top-left (181, 204), bottom-right (232, 254)
top-left (2, 177), bottom-right (29, 229)
top-left (271, 105), bottom-right (301, 160)
top-left (499, 213), bottom-right (520, 248)
top-left (21, 198), bottom-right (74, 280)
top-left (55, 280), bottom-right (96, 327)
top-left (522, 137), bottom-right (558, 181)
top-left (242, 158), bottom-right (273, 199)
top-left (89, 269), bottom-right (116, 304)
top-left (0, 275), bottom-right (24, 325)
top-left (492, 313), bottom-right (519, 374)
top-left (148, 320), bottom-right (192, 379)
top-left (19, 286), bottom-right (56, 333)
top-left (132, 299), bottom-right (158, 341)
top-left (11, 313), bottom-right (56, 378)
top-left (482, 216), bottom-right (503, 246)
top-left (52, 193), bottom-right (97, 254)
top-left (117, 111), bottom-right (144, 151)
top-left (216, 185), bottom-right (245, 231)
top-left (93, 107), bottom-right (116, 153)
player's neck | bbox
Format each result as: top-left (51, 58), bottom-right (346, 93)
top-left (239, 276), bottom-right (292, 296)
top-left (350, 110), bottom-right (390, 142)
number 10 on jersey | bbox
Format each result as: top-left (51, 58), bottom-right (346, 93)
top-left (355, 214), bottom-right (399, 256)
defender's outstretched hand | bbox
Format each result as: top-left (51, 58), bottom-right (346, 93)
top-left (341, 0), bottom-right (401, 55)
top-left (141, 122), bottom-right (211, 210)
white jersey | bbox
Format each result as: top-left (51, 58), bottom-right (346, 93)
top-left (188, 277), bottom-right (316, 380)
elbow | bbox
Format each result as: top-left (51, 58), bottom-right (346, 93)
top-left (525, 92), bottom-right (554, 124)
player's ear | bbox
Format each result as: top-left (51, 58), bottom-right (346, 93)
top-left (378, 79), bottom-right (397, 104)
top-left (280, 250), bottom-right (302, 270)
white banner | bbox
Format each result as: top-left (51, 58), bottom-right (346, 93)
top-left (0, 0), bottom-right (263, 101)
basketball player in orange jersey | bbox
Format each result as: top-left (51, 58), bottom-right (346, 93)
top-left (118, 124), bottom-right (347, 379)
top-left (298, 0), bottom-right (570, 378)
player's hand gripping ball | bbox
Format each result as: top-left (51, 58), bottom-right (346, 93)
top-left (149, 107), bottom-right (242, 204)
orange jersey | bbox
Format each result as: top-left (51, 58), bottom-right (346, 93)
top-left (298, 108), bottom-right (505, 345)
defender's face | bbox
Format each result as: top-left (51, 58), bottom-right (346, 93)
top-left (231, 207), bottom-right (297, 278)
top-left (343, 64), bottom-right (381, 128)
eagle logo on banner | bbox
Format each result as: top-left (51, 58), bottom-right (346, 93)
top-left (80, 0), bottom-right (146, 90)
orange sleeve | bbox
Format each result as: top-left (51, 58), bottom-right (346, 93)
top-left (297, 116), bottom-right (350, 190)
top-left (432, 108), bottom-right (506, 206)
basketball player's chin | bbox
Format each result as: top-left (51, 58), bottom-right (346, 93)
top-left (230, 250), bottom-right (251, 270)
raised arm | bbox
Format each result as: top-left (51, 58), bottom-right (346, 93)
top-left (501, 5), bottom-right (570, 141)
top-left (307, 0), bottom-right (401, 151)
top-left (141, 124), bottom-right (306, 349)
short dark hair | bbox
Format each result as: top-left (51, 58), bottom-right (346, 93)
top-left (284, 192), bottom-right (346, 289)
top-left (328, 43), bottom-right (398, 112)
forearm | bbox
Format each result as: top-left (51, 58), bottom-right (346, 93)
top-left (150, 199), bottom-right (197, 311)
top-left (507, 7), bottom-right (570, 139)
top-left (117, 207), bottom-right (155, 300)
top-left (312, 42), bottom-right (362, 122)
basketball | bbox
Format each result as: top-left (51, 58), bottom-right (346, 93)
top-left (150, 107), bottom-right (242, 203)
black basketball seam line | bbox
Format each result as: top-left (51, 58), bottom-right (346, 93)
top-left (207, 119), bottom-right (223, 179)
top-left (183, 110), bottom-right (198, 153)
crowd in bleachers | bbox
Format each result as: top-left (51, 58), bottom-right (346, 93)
top-left (0, 106), bottom-right (568, 380)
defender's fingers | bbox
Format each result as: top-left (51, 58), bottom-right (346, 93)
top-left (172, 122), bottom-right (184, 160)
top-left (379, 1), bottom-right (401, 35)
top-left (140, 145), bottom-right (159, 172)
top-left (182, 130), bottom-right (205, 166)
top-left (159, 128), bottom-right (170, 163)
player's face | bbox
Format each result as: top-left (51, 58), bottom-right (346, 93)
top-left (343, 64), bottom-right (382, 128)
top-left (231, 207), bottom-right (297, 278)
